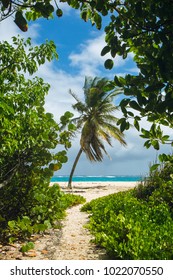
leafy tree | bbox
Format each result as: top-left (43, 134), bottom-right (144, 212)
top-left (0, 36), bottom-right (75, 209)
top-left (68, 76), bottom-right (126, 188)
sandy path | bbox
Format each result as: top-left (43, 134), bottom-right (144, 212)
top-left (0, 182), bottom-right (136, 260)
top-left (50, 182), bottom-right (136, 260)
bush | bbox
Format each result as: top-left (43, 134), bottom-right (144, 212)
top-left (0, 37), bottom-right (80, 244)
top-left (82, 159), bottom-right (173, 260)
top-left (0, 184), bottom-right (85, 243)
top-left (82, 190), bottom-right (173, 259)
top-left (134, 156), bottom-right (173, 201)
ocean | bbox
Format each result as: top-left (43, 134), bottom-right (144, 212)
top-left (50, 175), bottom-right (142, 183)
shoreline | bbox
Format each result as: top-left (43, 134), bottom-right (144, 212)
top-left (50, 181), bottom-right (138, 189)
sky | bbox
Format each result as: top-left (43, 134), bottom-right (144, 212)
top-left (0, 1), bottom-right (172, 177)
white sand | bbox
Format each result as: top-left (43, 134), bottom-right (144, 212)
top-left (49, 181), bottom-right (138, 260)
top-left (50, 181), bottom-right (138, 201)
top-left (50, 181), bottom-right (137, 190)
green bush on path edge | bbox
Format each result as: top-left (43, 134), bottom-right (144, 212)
top-left (0, 184), bottom-right (86, 248)
top-left (81, 161), bottom-right (173, 260)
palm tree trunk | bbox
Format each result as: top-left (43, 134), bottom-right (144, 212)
top-left (68, 148), bottom-right (83, 189)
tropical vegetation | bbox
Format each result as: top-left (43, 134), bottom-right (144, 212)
top-left (68, 76), bottom-right (126, 188)
top-left (0, 36), bottom-right (85, 245)
top-left (81, 156), bottom-right (173, 259)
top-left (0, 0), bottom-right (173, 258)
top-left (1, 0), bottom-right (172, 154)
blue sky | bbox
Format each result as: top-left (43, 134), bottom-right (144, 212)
top-left (0, 1), bottom-right (172, 177)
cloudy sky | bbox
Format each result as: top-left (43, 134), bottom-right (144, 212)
top-left (0, 1), bottom-right (172, 177)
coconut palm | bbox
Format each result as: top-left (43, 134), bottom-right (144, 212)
top-left (68, 76), bottom-right (127, 188)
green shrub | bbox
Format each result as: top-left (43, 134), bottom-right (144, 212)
top-left (0, 183), bottom-right (85, 243)
top-left (133, 160), bottom-right (173, 202)
top-left (0, 37), bottom-right (81, 244)
top-left (82, 190), bottom-right (173, 259)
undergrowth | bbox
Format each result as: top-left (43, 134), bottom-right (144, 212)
top-left (0, 183), bottom-right (85, 244)
top-left (81, 160), bottom-right (173, 260)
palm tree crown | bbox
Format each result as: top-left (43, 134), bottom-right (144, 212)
top-left (68, 76), bottom-right (126, 188)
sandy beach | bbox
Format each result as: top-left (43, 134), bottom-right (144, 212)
top-left (51, 181), bottom-right (138, 200)
top-left (56, 181), bottom-right (137, 188)
top-left (50, 181), bottom-right (137, 190)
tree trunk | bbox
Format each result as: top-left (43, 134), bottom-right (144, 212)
top-left (68, 148), bottom-right (83, 189)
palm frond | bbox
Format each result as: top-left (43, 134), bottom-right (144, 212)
top-left (69, 76), bottom-right (126, 163)
top-left (80, 129), bottom-right (109, 162)
top-left (69, 89), bottom-right (81, 103)
top-left (101, 122), bottom-right (127, 146)
top-left (97, 128), bottom-right (112, 146)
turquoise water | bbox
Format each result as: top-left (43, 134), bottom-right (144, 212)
top-left (51, 175), bottom-right (142, 183)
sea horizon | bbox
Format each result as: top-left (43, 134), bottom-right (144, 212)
top-left (51, 175), bottom-right (143, 183)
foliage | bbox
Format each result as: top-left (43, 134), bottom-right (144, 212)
top-left (1, 1), bottom-right (172, 149)
top-left (41, 0), bottom-right (173, 151)
top-left (71, 76), bottom-right (126, 161)
top-left (133, 155), bottom-right (173, 206)
top-left (66, 0), bottom-right (173, 150)
top-left (21, 242), bottom-right (34, 253)
top-left (81, 189), bottom-right (173, 259)
top-left (0, 184), bottom-right (85, 243)
top-left (68, 76), bottom-right (126, 187)
top-left (0, 36), bottom-right (75, 189)
top-left (0, 36), bottom-right (78, 242)
top-left (81, 159), bottom-right (173, 259)
top-left (0, 0), bottom-right (63, 31)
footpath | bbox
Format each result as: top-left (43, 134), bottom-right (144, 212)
top-left (0, 184), bottom-right (134, 260)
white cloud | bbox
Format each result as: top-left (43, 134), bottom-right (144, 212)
top-left (0, 17), bottom-right (19, 42)
top-left (69, 33), bottom-right (126, 76)
top-left (0, 14), bottom-right (42, 44)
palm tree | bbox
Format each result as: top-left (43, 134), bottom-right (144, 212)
top-left (68, 76), bottom-right (127, 188)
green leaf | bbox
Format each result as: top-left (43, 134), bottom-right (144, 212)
top-left (8, 221), bottom-right (16, 229)
top-left (68, 123), bottom-right (76, 130)
top-left (56, 8), bottom-right (63, 17)
top-left (81, 11), bottom-right (88, 22)
top-left (129, 100), bottom-right (142, 111)
top-left (14, 12), bottom-right (28, 32)
top-left (150, 164), bottom-right (160, 172)
top-left (120, 119), bottom-right (127, 132)
top-left (21, 242), bottom-right (34, 253)
top-left (64, 111), bottom-right (74, 119)
top-left (93, 13), bottom-right (102, 30)
top-left (158, 153), bottom-right (169, 162)
top-left (162, 135), bottom-right (170, 142)
top-left (151, 140), bottom-right (160, 150)
top-left (141, 128), bottom-right (150, 138)
top-left (101, 46), bottom-right (111, 56)
top-left (104, 59), bottom-right (114, 70)
top-left (114, 75), bottom-right (122, 87)
top-left (144, 140), bottom-right (151, 149)
top-left (134, 119), bottom-right (140, 131)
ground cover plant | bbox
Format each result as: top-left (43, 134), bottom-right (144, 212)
top-left (0, 183), bottom-right (85, 244)
top-left (81, 158), bottom-right (173, 259)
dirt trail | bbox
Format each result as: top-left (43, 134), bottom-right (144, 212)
top-left (0, 183), bottom-right (135, 260)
